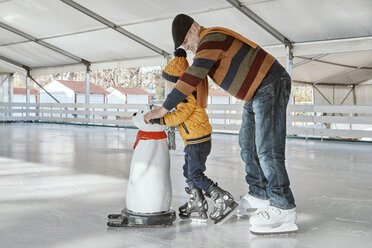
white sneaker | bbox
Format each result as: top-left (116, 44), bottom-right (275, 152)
top-left (250, 206), bottom-right (298, 235)
top-left (236, 193), bottom-right (270, 217)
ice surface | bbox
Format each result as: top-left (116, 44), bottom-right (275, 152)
top-left (0, 123), bottom-right (371, 248)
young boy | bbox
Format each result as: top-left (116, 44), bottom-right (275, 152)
top-left (151, 48), bottom-right (238, 224)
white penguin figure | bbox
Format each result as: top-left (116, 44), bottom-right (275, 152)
top-left (126, 105), bottom-right (172, 213)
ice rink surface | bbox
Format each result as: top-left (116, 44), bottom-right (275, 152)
top-left (0, 123), bottom-right (371, 248)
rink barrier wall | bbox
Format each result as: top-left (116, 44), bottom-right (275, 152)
top-left (0, 102), bottom-right (372, 140)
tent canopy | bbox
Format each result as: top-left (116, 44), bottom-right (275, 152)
top-left (1, 0), bottom-right (372, 85)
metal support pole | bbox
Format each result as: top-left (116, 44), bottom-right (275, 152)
top-left (0, 75), bottom-right (3, 105)
top-left (226, 0), bottom-right (292, 47)
top-left (26, 74), bottom-right (30, 103)
top-left (286, 45), bottom-right (294, 106)
top-left (352, 85), bottom-right (357, 117)
top-left (340, 86), bottom-right (353, 105)
top-left (332, 85), bottom-right (335, 105)
top-left (85, 64), bottom-right (90, 120)
top-left (26, 72), bottom-right (31, 117)
top-left (348, 86), bottom-right (354, 131)
top-left (29, 75), bottom-right (77, 118)
top-left (0, 75), bottom-right (2, 102)
top-left (0, 75), bottom-right (8, 104)
top-left (60, 0), bottom-right (169, 58)
top-left (8, 74), bottom-right (13, 117)
top-left (30, 75), bottom-right (60, 103)
top-left (164, 82), bottom-right (169, 99)
top-left (8, 74), bottom-right (13, 103)
top-left (164, 56), bottom-right (171, 98)
top-left (1, 74), bottom-right (9, 87)
top-left (313, 85), bottom-right (333, 105)
top-left (311, 84), bottom-right (315, 105)
top-left (286, 45), bottom-right (293, 78)
top-left (286, 45), bottom-right (294, 130)
top-left (85, 65), bottom-right (90, 104)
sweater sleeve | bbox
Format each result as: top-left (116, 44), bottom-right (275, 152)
top-left (163, 33), bottom-right (224, 110)
top-left (163, 95), bottom-right (196, 126)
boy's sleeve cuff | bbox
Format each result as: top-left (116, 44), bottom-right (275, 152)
top-left (151, 117), bottom-right (166, 125)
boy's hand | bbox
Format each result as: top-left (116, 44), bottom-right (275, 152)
top-left (144, 107), bottom-right (168, 124)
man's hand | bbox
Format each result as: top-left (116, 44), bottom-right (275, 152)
top-left (144, 107), bottom-right (168, 124)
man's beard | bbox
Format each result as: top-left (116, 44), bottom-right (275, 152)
top-left (189, 34), bottom-right (199, 54)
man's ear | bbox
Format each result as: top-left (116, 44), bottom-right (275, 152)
top-left (190, 23), bottom-right (199, 35)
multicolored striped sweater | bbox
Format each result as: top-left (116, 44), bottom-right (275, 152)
top-left (163, 27), bottom-right (276, 110)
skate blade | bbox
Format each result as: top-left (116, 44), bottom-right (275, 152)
top-left (107, 214), bottom-right (130, 227)
top-left (179, 217), bottom-right (192, 222)
top-left (215, 203), bottom-right (239, 226)
top-left (107, 220), bottom-right (129, 227)
top-left (191, 217), bottom-right (208, 224)
top-left (179, 216), bottom-right (208, 223)
top-left (250, 223), bottom-right (299, 236)
top-left (107, 214), bottom-right (122, 220)
top-left (235, 209), bottom-right (257, 218)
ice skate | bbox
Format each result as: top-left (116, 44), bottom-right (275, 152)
top-left (179, 187), bottom-right (208, 223)
top-left (236, 193), bottom-right (270, 217)
top-left (206, 184), bottom-right (238, 225)
top-left (250, 206), bottom-right (298, 235)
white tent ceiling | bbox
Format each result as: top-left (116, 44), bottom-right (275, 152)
top-left (0, 0), bottom-right (372, 86)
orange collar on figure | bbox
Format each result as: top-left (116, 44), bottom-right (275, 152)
top-left (133, 130), bottom-right (167, 149)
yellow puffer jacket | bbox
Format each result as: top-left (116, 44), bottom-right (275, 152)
top-left (158, 92), bottom-right (212, 146)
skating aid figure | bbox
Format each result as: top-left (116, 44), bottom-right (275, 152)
top-left (107, 105), bottom-right (176, 227)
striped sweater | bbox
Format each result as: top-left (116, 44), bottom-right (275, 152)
top-left (163, 27), bottom-right (276, 110)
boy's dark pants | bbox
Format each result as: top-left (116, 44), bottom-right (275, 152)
top-left (183, 140), bottom-right (214, 192)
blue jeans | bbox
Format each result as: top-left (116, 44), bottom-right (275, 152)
top-left (183, 140), bottom-right (214, 192)
top-left (239, 61), bottom-right (296, 209)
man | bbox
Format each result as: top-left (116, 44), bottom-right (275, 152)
top-left (144, 14), bottom-right (298, 234)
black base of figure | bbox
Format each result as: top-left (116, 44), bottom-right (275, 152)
top-left (107, 208), bottom-right (176, 228)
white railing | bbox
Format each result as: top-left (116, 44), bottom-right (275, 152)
top-left (287, 105), bottom-right (372, 140)
top-left (1, 103), bottom-right (372, 140)
top-left (0, 102), bottom-right (139, 126)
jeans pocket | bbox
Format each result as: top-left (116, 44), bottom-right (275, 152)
top-left (255, 82), bottom-right (274, 102)
top-left (280, 74), bottom-right (291, 102)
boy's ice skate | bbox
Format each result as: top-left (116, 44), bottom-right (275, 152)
top-left (179, 187), bottom-right (208, 223)
top-left (206, 184), bottom-right (238, 225)
top-left (249, 206), bottom-right (298, 235)
top-left (236, 193), bottom-right (270, 217)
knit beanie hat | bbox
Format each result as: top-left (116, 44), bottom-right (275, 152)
top-left (162, 48), bottom-right (189, 83)
top-left (172, 14), bottom-right (194, 49)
